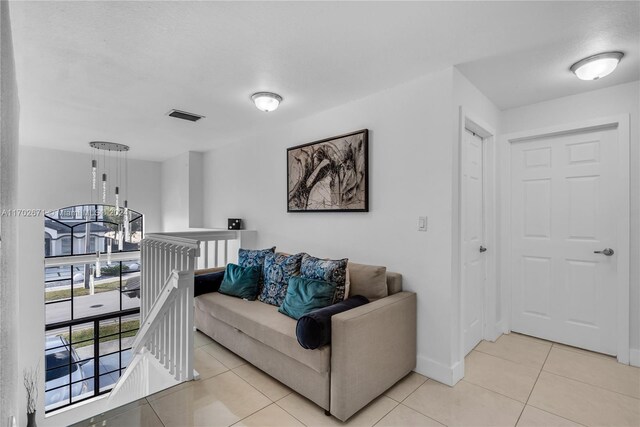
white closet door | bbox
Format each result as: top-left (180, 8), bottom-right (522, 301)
top-left (510, 127), bottom-right (618, 355)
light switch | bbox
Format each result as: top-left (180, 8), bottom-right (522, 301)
top-left (418, 216), bottom-right (427, 231)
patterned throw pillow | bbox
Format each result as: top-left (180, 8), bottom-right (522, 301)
top-left (238, 247), bottom-right (275, 287)
top-left (300, 254), bottom-right (348, 303)
top-left (259, 252), bottom-right (305, 306)
top-left (238, 247), bottom-right (276, 268)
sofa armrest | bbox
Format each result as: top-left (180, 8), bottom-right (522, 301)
top-left (330, 291), bottom-right (417, 421)
top-left (195, 266), bottom-right (225, 275)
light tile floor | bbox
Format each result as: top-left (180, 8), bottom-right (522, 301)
top-left (75, 331), bottom-right (640, 427)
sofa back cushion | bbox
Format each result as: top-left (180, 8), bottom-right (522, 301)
top-left (238, 247), bottom-right (276, 287)
top-left (279, 276), bottom-right (337, 320)
top-left (300, 254), bottom-right (348, 303)
top-left (259, 252), bottom-right (305, 306)
top-left (346, 262), bottom-right (389, 301)
top-left (219, 263), bottom-right (261, 300)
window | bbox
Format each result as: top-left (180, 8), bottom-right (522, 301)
top-left (44, 205), bottom-right (143, 412)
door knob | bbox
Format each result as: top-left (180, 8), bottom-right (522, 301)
top-left (479, 246), bottom-right (487, 253)
top-left (594, 248), bottom-right (614, 256)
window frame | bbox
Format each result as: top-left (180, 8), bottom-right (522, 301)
top-left (44, 204), bottom-right (143, 413)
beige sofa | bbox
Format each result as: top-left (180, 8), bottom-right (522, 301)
top-left (194, 262), bottom-right (417, 422)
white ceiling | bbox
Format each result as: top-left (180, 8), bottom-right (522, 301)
top-left (9, 1), bottom-right (639, 161)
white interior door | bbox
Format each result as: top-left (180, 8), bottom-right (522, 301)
top-left (462, 129), bottom-right (486, 355)
top-left (510, 126), bottom-right (619, 355)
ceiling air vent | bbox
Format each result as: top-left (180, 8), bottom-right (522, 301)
top-left (167, 109), bottom-right (205, 122)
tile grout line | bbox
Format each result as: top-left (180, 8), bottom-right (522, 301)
top-left (513, 343), bottom-right (553, 426)
top-left (525, 403), bottom-right (589, 427)
top-left (551, 342), bottom-right (618, 362)
top-left (458, 379), bottom-right (526, 405)
top-left (396, 402), bottom-right (448, 427)
top-left (371, 399), bottom-right (400, 427)
top-left (200, 341), bottom-right (304, 426)
top-left (472, 347), bottom-right (549, 370)
top-left (144, 396), bottom-right (167, 427)
top-left (537, 369), bottom-right (640, 401)
top-left (543, 345), bottom-right (640, 400)
top-left (273, 397), bottom-right (309, 427)
top-left (387, 379), bottom-right (449, 427)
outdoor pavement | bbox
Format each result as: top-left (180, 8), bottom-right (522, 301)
top-left (46, 290), bottom-right (139, 324)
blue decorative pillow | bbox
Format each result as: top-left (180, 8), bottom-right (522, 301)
top-left (300, 254), bottom-right (348, 302)
top-left (194, 271), bottom-right (225, 297)
top-left (279, 276), bottom-right (337, 320)
top-left (238, 247), bottom-right (275, 287)
top-left (238, 247), bottom-right (276, 269)
top-left (219, 263), bottom-right (261, 300)
top-left (258, 252), bottom-right (304, 306)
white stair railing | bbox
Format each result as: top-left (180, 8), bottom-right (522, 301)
top-left (108, 229), bottom-right (255, 404)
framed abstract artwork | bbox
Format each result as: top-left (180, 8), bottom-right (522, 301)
top-left (287, 129), bottom-right (368, 212)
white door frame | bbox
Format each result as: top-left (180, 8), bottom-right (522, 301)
top-left (454, 107), bottom-right (498, 382)
top-left (499, 115), bottom-right (631, 364)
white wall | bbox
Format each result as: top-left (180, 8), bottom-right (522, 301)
top-left (0, 1), bottom-right (21, 424)
top-left (161, 151), bottom-right (203, 231)
top-left (202, 68), bottom-right (469, 383)
top-left (500, 81), bottom-right (640, 364)
top-left (188, 151), bottom-right (204, 228)
top-left (451, 68), bottom-right (501, 373)
top-left (161, 152), bottom-right (190, 231)
top-left (16, 146), bottom-right (162, 426)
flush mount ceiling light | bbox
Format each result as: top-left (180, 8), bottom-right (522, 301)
top-left (570, 51), bottom-right (624, 81)
top-left (251, 92), bottom-right (283, 112)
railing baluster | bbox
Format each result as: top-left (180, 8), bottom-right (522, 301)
top-left (203, 241), bottom-right (208, 269)
top-left (119, 230), bottom-right (251, 398)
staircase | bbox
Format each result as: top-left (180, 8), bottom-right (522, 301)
top-left (107, 229), bottom-right (256, 407)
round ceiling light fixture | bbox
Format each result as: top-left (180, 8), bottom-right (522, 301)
top-left (251, 92), bottom-right (283, 112)
top-left (570, 51), bottom-right (624, 81)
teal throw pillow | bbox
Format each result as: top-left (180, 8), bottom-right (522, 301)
top-left (279, 276), bottom-right (337, 320)
top-left (219, 263), bottom-right (261, 300)
top-left (300, 254), bottom-right (348, 303)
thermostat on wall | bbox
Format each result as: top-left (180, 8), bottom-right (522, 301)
top-left (228, 218), bottom-right (243, 230)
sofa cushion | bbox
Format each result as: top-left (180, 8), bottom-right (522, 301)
top-left (279, 276), bottom-right (337, 320)
top-left (238, 247), bottom-right (276, 287)
top-left (195, 292), bottom-right (330, 374)
top-left (194, 270), bottom-right (224, 297)
top-left (300, 254), bottom-right (348, 302)
top-left (259, 252), bottom-right (304, 306)
top-left (238, 247), bottom-right (276, 268)
top-left (219, 264), bottom-right (261, 300)
top-left (347, 262), bottom-right (388, 301)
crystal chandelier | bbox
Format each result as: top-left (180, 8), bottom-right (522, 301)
top-left (89, 141), bottom-right (131, 255)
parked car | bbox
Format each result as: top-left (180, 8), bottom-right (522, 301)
top-left (122, 275), bottom-right (140, 298)
top-left (45, 335), bottom-right (89, 408)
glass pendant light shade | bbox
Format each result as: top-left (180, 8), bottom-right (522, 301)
top-left (115, 186), bottom-right (119, 212)
top-left (117, 224), bottom-right (124, 251)
top-left (102, 173), bottom-right (107, 203)
top-left (91, 160), bottom-right (97, 190)
top-left (123, 200), bottom-right (130, 241)
top-left (95, 250), bottom-right (101, 278)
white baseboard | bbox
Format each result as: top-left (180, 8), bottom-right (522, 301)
top-left (630, 348), bottom-right (640, 367)
top-left (415, 355), bottom-right (463, 386)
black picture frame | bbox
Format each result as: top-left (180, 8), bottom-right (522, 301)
top-left (287, 129), bottom-right (369, 212)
